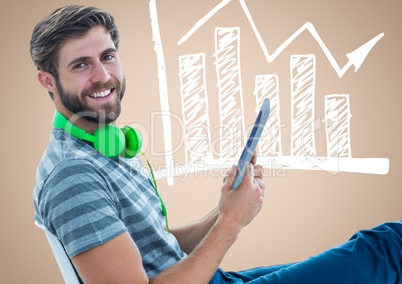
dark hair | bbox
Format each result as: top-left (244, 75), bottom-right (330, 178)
top-left (30, 5), bottom-right (119, 77)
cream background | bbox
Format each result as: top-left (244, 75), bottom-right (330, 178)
top-left (1, 0), bottom-right (401, 282)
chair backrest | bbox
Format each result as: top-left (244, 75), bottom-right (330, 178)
top-left (35, 221), bottom-right (80, 284)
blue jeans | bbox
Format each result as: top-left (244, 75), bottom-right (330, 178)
top-left (210, 222), bottom-right (402, 283)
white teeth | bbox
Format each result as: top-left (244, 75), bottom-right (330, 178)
top-left (91, 89), bottom-right (111, 98)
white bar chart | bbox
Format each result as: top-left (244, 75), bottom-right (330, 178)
top-left (148, 1), bottom-right (389, 182)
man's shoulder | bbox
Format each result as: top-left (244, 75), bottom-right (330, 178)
top-left (36, 130), bottom-right (97, 179)
top-left (33, 148), bottom-right (105, 206)
top-left (33, 131), bottom-right (119, 225)
top-left (33, 129), bottom-right (115, 204)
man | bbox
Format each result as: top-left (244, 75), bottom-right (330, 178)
top-left (32, 5), bottom-right (401, 283)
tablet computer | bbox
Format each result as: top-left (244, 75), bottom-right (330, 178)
top-left (232, 98), bottom-right (270, 190)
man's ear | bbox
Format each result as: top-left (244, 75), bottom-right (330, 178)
top-left (37, 70), bottom-right (57, 93)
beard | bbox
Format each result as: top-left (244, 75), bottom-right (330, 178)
top-left (55, 76), bottom-right (126, 124)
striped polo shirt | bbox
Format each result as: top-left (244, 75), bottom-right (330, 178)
top-left (33, 128), bottom-right (186, 279)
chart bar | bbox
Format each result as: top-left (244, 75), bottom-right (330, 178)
top-left (179, 53), bottom-right (212, 163)
top-left (214, 27), bottom-right (245, 160)
top-left (290, 54), bottom-right (316, 157)
top-left (254, 74), bottom-right (282, 156)
top-left (325, 94), bottom-right (352, 157)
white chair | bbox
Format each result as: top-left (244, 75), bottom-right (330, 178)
top-left (35, 221), bottom-right (80, 284)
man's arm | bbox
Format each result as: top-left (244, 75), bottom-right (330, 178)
top-left (171, 152), bottom-right (262, 254)
top-left (72, 232), bottom-right (149, 284)
top-left (72, 210), bottom-right (236, 284)
top-left (170, 208), bottom-right (219, 254)
top-left (72, 163), bottom-right (265, 283)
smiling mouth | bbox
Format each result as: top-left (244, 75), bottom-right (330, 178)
top-left (88, 88), bottom-right (114, 98)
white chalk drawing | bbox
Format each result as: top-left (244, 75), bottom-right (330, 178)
top-left (325, 95), bottom-right (352, 158)
top-left (255, 74), bottom-right (282, 157)
top-left (179, 53), bottom-right (213, 164)
top-left (149, 0), bottom-right (389, 184)
top-left (178, 0), bottom-right (385, 78)
top-left (290, 54), bottom-right (316, 157)
top-left (149, 0), bottom-right (174, 185)
top-left (214, 27), bottom-right (245, 160)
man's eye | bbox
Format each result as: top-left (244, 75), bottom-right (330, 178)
top-left (74, 63), bottom-right (86, 69)
top-left (103, 54), bottom-right (114, 61)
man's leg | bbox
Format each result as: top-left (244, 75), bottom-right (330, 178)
top-left (246, 222), bottom-right (402, 284)
top-left (210, 264), bottom-right (297, 284)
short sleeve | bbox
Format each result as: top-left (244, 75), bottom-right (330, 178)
top-left (38, 159), bottom-right (127, 258)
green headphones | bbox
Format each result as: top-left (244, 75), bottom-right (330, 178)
top-left (52, 111), bottom-right (171, 232)
top-left (52, 111), bottom-right (142, 158)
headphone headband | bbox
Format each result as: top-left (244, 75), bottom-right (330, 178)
top-left (53, 111), bottom-right (94, 142)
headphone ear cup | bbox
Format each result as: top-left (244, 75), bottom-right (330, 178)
top-left (121, 126), bottom-right (142, 158)
top-left (93, 125), bottom-right (126, 158)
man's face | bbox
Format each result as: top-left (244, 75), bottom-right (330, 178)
top-left (54, 25), bottom-right (125, 124)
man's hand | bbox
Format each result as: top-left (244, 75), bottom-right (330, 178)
top-left (223, 151), bottom-right (263, 183)
top-left (218, 155), bottom-right (265, 231)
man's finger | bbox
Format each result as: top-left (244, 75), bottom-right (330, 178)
top-left (250, 151), bottom-right (258, 166)
top-left (253, 165), bottom-right (263, 179)
top-left (223, 165), bottom-right (237, 186)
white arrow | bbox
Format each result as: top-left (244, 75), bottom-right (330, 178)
top-left (346, 33), bottom-right (384, 73)
top-left (178, 0), bottom-right (384, 78)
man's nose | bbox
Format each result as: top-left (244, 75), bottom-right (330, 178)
top-left (91, 62), bottom-right (111, 83)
